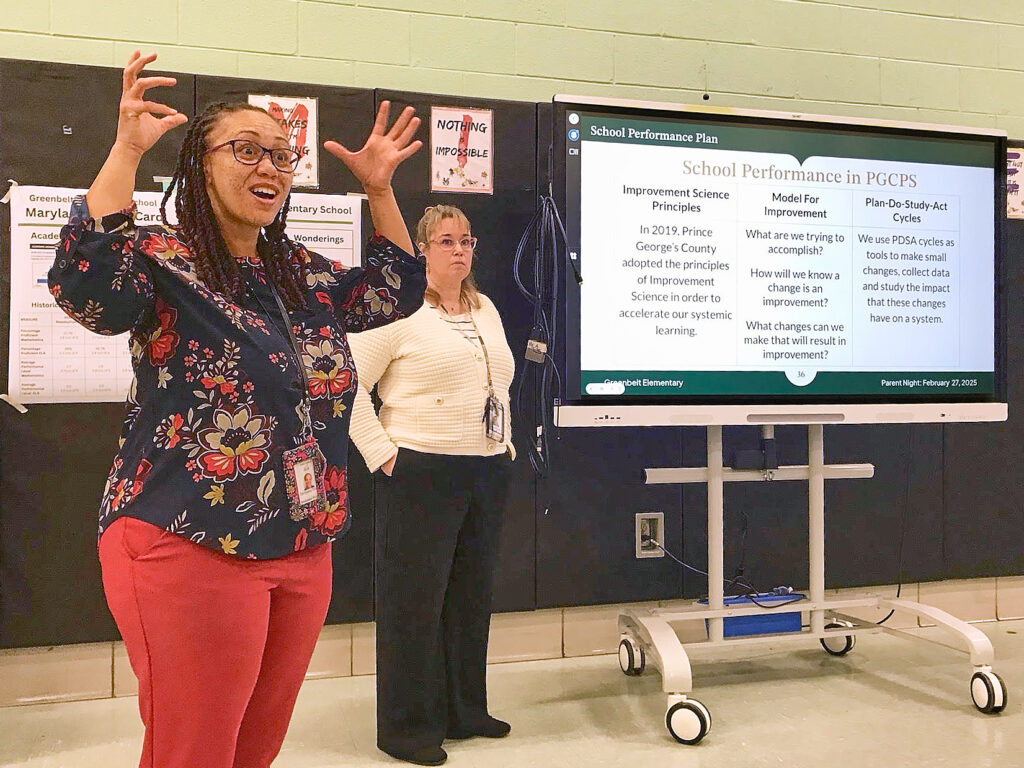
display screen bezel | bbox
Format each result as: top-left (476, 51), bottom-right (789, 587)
top-left (553, 96), bottom-right (1008, 408)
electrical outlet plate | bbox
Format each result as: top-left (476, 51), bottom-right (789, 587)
top-left (635, 511), bottom-right (665, 559)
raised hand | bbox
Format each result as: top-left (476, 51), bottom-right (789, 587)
top-left (85, 51), bottom-right (188, 219)
top-left (114, 50), bottom-right (188, 157)
top-left (323, 101), bottom-right (422, 194)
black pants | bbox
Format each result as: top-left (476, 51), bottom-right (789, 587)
top-left (375, 450), bottom-right (511, 752)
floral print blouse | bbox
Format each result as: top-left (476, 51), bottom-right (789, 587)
top-left (49, 196), bottom-right (425, 559)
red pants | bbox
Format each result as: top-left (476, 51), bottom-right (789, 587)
top-left (99, 516), bottom-right (332, 768)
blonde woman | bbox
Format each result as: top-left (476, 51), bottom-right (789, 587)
top-left (348, 205), bottom-right (515, 766)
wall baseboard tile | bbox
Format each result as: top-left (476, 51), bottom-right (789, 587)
top-left (918, 579), bottom-right (997, 626)
top-left (0, 643), bottom-right (114, 707)
top-left (352, 622), bottom-right (376, 676)
top-left (487, 609), bottom-right (563, 664)
top-left (996, 576), bottom-right (1024, 620)
top-left (825, 584), bottom-right (920, 630)
top-left (1, 576), bottom-right (1011, 707)
top-left (113, 642), bottom-right (136, 698)
top-left (304, 624), bottom-right (353, 680)
top-left (562, 602), bottom-right (661, 657)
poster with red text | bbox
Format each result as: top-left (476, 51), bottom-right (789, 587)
top-left (248, 94), bottom-right (319, 189)
top-left (430, 106), bottom-right (493, 194)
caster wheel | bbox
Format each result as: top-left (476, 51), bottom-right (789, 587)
top-left (618, 638), bottom-right (645, 676)
top-left (665, 698), bottom-right (711, 745)
top-left (971, 670), bottom-right (1007, 714)
top-left (820, 621), bottom-right (856, 656)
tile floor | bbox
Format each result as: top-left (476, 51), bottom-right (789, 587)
top-left (1, 618), bottom-right (1022, 767)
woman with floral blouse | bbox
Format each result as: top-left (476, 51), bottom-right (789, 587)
top-left (48, 51), bottom-right (425, 768)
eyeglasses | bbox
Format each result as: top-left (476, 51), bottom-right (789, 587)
top-left (206, 139), bottom-right (301, 173)
top-left (429, 236), bottom-right (477, 252)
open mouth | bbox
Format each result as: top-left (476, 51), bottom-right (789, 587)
top-left (250, 187), bottom-right (278, 202)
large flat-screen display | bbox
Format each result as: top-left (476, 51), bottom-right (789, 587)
top-left (554, 96), bottom-right (1007, 423)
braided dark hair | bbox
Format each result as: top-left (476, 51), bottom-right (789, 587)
top-left (160, 102), bottom-right (308, 308)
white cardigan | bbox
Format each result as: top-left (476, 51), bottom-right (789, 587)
top-left (347, 295), bottom-right (516, 473)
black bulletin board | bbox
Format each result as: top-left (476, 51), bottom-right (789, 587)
top-left (678, 423), bottom-right (947, 600)
top-left (532, 103), bottom-right (686, 607)
top-left (533, 100), bottom-right (1024, 607)
top-left (0, 60), bottom-right (192, 646)
top-left (2, 57), bottom-right (1024, 649)
top-left (939, 219), bottom-right (1024, 578)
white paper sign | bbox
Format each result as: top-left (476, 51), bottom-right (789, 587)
top-left (286, 193), bottom-right (362, 268)
top-left (248, 94), bottom-right (320, 189)
top-left (7, 186), bottom-right (138, 403)
top-left (430, 106), bottom-right (494, 194)
top-left (6, 186), bottom-right (360, 404)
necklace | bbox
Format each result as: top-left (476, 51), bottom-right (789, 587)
top-left (436, 295), bottom-right (465, 315)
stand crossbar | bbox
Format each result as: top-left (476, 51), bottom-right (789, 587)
top-left (616, 425), bottom-right (1005, 745)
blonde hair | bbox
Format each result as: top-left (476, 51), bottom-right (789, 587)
top-left (416, 204), bottom-right (481, 311)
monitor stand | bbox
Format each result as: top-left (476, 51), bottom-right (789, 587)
top-left (618, 424), bottom-right (1005, 745)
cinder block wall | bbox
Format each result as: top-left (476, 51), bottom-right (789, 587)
top-left (1, 0), bottom-right (1022, 132)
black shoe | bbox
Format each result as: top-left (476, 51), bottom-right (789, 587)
top-left (447, 715), bottom-right (511, 740)
top-left (379, 744), bottom-right (447, 766)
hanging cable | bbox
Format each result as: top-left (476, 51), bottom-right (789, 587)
top-left (512, 193), bottom-right (578, 476)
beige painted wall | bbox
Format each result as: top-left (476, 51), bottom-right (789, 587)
top-left (0, 1), bottom-right (1022, 133)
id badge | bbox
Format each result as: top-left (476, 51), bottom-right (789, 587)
top-left (484, 395), bottom-right (505, 443)
top-left (282, 440), bottom-right (327, 521)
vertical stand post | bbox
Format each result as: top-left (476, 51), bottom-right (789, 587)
top-left (808, 424), bottom-right (825, 634)
top-left (625, 425), bottom-right (995, 729)
top-left (707, 425), bottom-right (724, 642)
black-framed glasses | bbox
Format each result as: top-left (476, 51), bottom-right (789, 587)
top-left (206, 139), bottom-right (301, 173)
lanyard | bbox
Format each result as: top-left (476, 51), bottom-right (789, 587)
top-left (436, 304), bottom-right (506, 441)
top-left (267, 283), bottom-right (311, 395)
top-left (465, 310), bottom-right (495, 399)
top-left (248, 271), bottom-right (314, 439)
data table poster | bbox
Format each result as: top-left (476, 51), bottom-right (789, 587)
top-left (7, 185), bottom-right (136, 404)
top-left (6, 186), bottom-right (362, 404)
